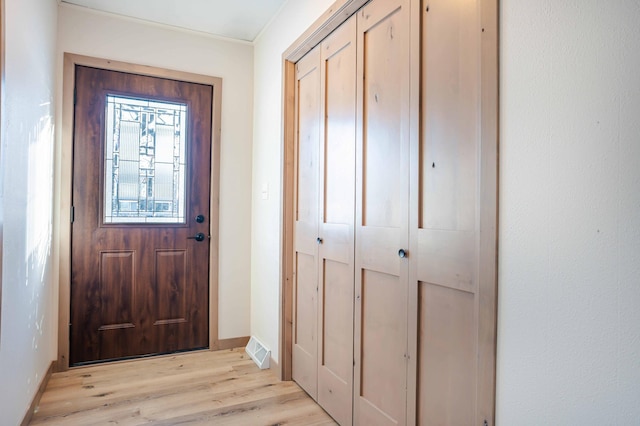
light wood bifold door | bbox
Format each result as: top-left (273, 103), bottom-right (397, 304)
top-left (292, 16), bottom-right (357, 426)
top-left (292, 45), bottom-right (321, 398)
top-left (287, 0), bottom-right (498, 424)
top-left (317, 16), bottom-right (357, 426)
top-left (410, 1), bottom-right (489, 424)
top-left (353, 0), bottom-right (411, 425)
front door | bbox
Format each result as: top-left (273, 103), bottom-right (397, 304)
top-left (70, 65), bottom-right (212, 365)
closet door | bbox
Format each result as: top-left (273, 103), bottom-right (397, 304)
top-left (292, 46), bottom-right (321, 399)
top-left (410, 0), bottom-right (491, 424)
top-left (317, 16), bottom-right (357, 426)
top-left (354, 0), bottom-right (411, 424)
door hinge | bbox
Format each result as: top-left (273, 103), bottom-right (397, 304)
top-left (71, 206), bottom-right (75, 223)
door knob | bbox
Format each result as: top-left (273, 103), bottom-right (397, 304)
top-left (195, 214), bottom-right (205, 223)
top-left (188, 232), bottom-right (206, 242)
top-left (317, 237), bottom-right (323, 244)
top-left (398, 248), bottom-right (408, 258)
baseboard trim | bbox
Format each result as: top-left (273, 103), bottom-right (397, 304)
top-left (21, 360), bottom-right (56, 426)
top-left (216, 336), bottom-right (250, 351)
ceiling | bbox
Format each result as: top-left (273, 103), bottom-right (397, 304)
top-left (60, 0), bottom-right (288, 42)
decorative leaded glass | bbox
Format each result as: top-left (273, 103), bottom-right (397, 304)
top-left (104, 95), bottom-right (187, 223)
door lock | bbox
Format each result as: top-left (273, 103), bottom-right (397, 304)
top-left (188, 233), bottom-right (206, 242)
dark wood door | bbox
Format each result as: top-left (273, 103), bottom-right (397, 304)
top-left (70, 65), bottom-right (212, 365)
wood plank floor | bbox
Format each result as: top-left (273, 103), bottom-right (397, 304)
top-left (30, 348), bottom-right (337, 425)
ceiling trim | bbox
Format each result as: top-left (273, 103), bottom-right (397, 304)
top-left (58, 1), bottom-right (254, 46)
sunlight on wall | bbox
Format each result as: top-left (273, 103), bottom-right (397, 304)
top-left (26, 110), bottom-right (53, 283)
top-left (0, 94), bottom-right (56, 426)
top-left (0, 0), bottom-right (58, 423)
top-left (26, 109), bottom-right (54, 355)
top-left (0, 99), bottom-right (57, 425)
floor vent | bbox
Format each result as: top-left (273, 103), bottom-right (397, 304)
top-left (246, 336), bottom-right (270, 369)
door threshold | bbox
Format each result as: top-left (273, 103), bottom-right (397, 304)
top-left (70, 347), bottom-right (210, 369)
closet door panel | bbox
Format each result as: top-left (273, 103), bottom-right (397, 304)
top-left (292, 46), bottom-right (322, 399)
top-left (317, 16), bottom-right (357, 426)
top-left (359, 227), bottom-right (401, 277)
top-left (354, 0), bottom-right (411, 424)
top-left (421, 0), bottom-right (479, 232)
top-left (418, 283), bottom-right (475, 425)
top-left (416, 229), bottom-right (474, 294)
top-left (321, 259), bottom-right (352, 378)
top-left (360, 14), bottom-right (403, 230)
top-left (359, 269), bottom-right (406, 422)
top-left (415, 0), bottom-right (482, 424)
top-left (293, 251), bottom-right (318, 393)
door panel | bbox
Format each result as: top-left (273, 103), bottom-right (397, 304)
top-left (155, 250), bottom-right (188, 323)
top-left (359, 270), bottom-right (406, 424)
top-left (317, 16), bottom-right (357, 426)
top-left (292, 47), bottom-right (321, 399)
top-left (321, 259), bottom-right (351, 379)
top-left (421, 0), bottom-right (478, 232)
top-left (414, 0), bottom-right (483, 424)
top-left (294, 251), bottom-right (318, 392)
top-left (99, 251), bottom-right (135, 330)
top-left (71, 66), bottom-right (212, 365)
top-left (418, 283), bottom-right (475, 425)
top-left (361, 14), bottom-right (403, 229)
top-left (354, 0), bottom-right (411, 424)
top-left (417, 229), bottom-right (474, 293)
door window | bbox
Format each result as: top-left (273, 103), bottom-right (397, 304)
top-left (104, 95), bottom-right (187, 224)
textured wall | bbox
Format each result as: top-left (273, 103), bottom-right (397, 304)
top-left (56, 5), bottom-right (254, 340)
top-left (497, 0), bottom-right (640, 423)
top-left (0, 0), bottom-right (58, 424)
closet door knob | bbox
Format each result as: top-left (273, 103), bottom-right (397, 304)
top-left (317, 237), bottom-right (323, 244)
top-left (398, 249), bottom-right (408, 258)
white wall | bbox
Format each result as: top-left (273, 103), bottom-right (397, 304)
top-left (497, 0), bottom-right (640, 424)
top-left (251, 0), bottom-right (335, 362)
top-left (0, 0), bottom-right (58, 423)
top-left (56, 5), bottom-right (253, 340)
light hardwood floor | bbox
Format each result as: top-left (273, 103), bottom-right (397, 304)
top-left (30, 348), bottom-right (337, 425)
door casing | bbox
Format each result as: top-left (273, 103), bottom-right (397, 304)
top-left (57, 53), bottom-right (223, 371)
